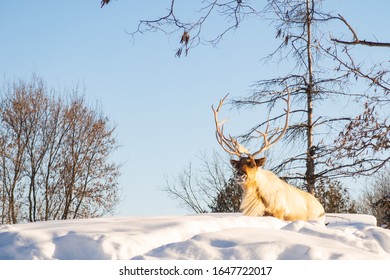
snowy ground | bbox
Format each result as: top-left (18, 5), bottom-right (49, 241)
top-left (0, 213), bottom-right (389, 260)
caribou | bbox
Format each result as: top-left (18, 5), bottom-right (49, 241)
top-left (212, 91), bottom-right (325, 222)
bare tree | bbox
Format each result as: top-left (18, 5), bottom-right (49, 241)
top-left (59, 96), bottom-right (120, 220)
top-left (162, 151), bottom-right (238, 213)
top-left (0, 76), bottom-right (120, 224)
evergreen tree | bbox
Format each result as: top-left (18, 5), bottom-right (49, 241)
top-left (210, 178), bottom-right (242, 213)
top-left (313, 178), bottom-right (357, 214)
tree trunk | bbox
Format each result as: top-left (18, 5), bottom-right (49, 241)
top-left (305, 0), bottom-right (315, 195)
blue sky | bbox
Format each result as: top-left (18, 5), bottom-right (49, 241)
top-left (1, 1), bottom-right (389, 216)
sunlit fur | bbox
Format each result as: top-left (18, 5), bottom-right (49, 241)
top-left (231, 157), bottom-right (325, 223)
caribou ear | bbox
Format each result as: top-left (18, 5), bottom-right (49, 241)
top-left (255, 157), bottom-right (266, 167)
top-left (230, 159), bottom-right (239, 169)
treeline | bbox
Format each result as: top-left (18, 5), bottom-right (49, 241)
top-left (0, 76), bottom-right (120, 224)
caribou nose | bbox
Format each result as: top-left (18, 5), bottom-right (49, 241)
top-left (234, 171), bottom-right (247, 182)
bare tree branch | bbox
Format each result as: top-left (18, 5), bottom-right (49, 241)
top-left (128, 0), bottom-right (262, 57)
top-left (332, 14), bottom-right (390, 47)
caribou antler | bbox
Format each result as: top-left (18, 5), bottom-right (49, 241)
top-left (251, 89), bottom-right (290, 158)
top-left (212, 89), bottom-right (290, 158)
top-left (212, 94), bottom-right (250, 157)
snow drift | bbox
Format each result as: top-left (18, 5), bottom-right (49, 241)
top-left (0, 213), bottom-right (389, 260)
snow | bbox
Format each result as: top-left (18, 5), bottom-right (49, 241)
top-left (0, 213), bottom-right (389, 260)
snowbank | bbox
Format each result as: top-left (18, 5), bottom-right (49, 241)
top-left (0, 213), bottom-right (389, 260)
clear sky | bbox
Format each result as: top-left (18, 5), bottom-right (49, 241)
top-left (1, 1), bottom-right (389, 216)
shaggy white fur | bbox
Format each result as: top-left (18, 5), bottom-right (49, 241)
top-left (238, 167), bottom-right (325, 223)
